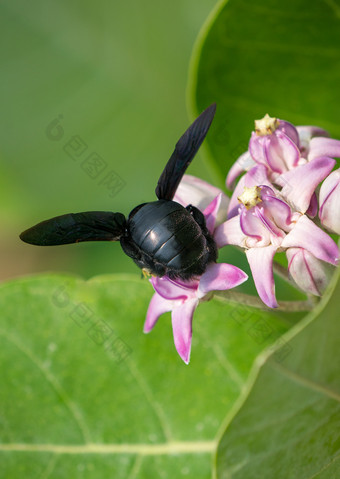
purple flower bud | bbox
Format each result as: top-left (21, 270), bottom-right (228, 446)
top-left (286, 247), bottom-right (335, 296)
top-left (319, 169), bottom-right (340, 235)
top-left (249, 115), bottom-right (301, 175)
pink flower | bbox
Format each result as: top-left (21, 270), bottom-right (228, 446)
top-left (144, 176), bottom-right (248, 364)
top-left (174, 174), bottom-right (230, 226)
top-left (144, 263), bottom-right (247, 364)
top-left (215, 185), bottom-right (339, 308)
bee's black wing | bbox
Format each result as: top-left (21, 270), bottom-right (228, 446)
top-left (20, 211), bottom-right (126, 245)
top-left (155, 103), bottom-right (216, 201)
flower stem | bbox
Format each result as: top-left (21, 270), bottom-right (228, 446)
top-left (273, 260), bottom-right (291, 283)
top-left (214, 290), bottom-right (316, 312)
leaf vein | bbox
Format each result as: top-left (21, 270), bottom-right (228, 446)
top-left (306, 450), bottom-right (340, 479)
top-left (127, 455), bottom-right (144, 479)
top-left (0, 329), bottom-right (92, 443)
top-left (0, 441), bottom-right (216, 455)
top-left (125, 357), bottom-right (173, 442)
top-left (272, 362), bottom-right (340, 403)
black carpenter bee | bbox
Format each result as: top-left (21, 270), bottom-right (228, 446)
top-left (20, 104), bottom-right (217, 280)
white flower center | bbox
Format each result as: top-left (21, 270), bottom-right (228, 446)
top-left (255, 114), bottom-right (280, 136)
top-left (238, 186), bottom-right (262, 209)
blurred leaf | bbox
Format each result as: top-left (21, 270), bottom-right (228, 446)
top-left (0, 0), bottom-right (216, 280)
top-left (189, 0), bottom-right (340, 184)
top-left (0, 0), bottom-right (216, 217)
top-left (0, 273), bottom-right (294, 478)
top-left (215, 269), bottom-right (340, 478)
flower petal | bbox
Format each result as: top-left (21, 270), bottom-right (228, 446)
top-left (281, 215), bottom-right (339, 266)
top-left (151, 276), bottom-right (197, 301)
top-left (244, 164), bottom-right (272, 188)
top-left (297, 126), bottom-right (329, 141)
top-left (297, 126), bottom-right (329, 157)
top-left (286, 247), bottom-right (334, 296)
top-left (227, 175), bottom-right (245, 219)
top-left (214, 215), bottom-right (246, 248)
top-left (240, 206), bottom-right (271, 243)
top-left (144, 293), bottom-right (172, 333)
top-left (226, 151), bottom-right (254, 189)
top-left (306, 192), bottom-right (318, 218)
top-left (198, 262), bottom-right (248, 297)
top-left (246, 245), bottom-right (278, 308)
top-left (308, 137), bottom-right (340, 161)
top-left (261, 193), bottom-right (293, 232)
top-left (319, 169), bottom-right (340, 234)
top-left (265, 131), bottom-right (300, 173)
top-left (203, 193), bottom-right (222, 235)
top-left (276, 156), bottom-right (335, 213)
top-left (227, 165), bottom-right (273, 220)
top-left (277, 120), bottom-right (300, 147)
top-left (249, 132), bottom-right (269, 165)
top-left (174, 174), bottom-right (229, 224)
top-left (171, 299), bottom-right (198, 364)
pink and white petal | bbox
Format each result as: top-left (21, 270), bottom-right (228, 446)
top-left (226, 151), bottom-right (255, 189)
top-left (276, 157), bottom-right (335, 213)
top-left (319, 171), bottom-right (340, 234)
top-left (240, 207), bottom-right (271, 243)
top-left (198, 262), bottom-right (248, 297)
top-left (144, 293), bottom-right (173, 333)
top-left (277, 120), bottom-right (300, 147)
top-left (308, 137), bottom-right (340, 161)
top-left (319, 169), bottom-right (340, 205)
top-left (306, 192), bottom-right (318, 218)
top-left (171, 299), bottom-right (198, 364)
top-left (244, 164), bottom-right (273, 188)
top-left (249, 133), bottom-right (268, 164)
top-left (246, 245), bottom-right (278, 308)
top-left (214, 215), bottom-right (246, 248)
top-left (297, 126), bottom-right (329, 141)
top-left (281, 215), bottom-right (339, 266)
top-left (174, 175), bottom-right (229, 221)
top-left (227, 175), bottom-right (245, 219)
top-left (253, 206), bottom-right (286, 243)
top-left (297, 126), bottom-right (329, 156)
top-left (319, 170), bottom-right (340, 234)
top-left (286, 247), bottom-right (334, 296)
top-left (265, 132), bottom-right (300, 173)
top-left (227, 164), bottom-right (278, 225)
top-left (261, 194), bottom-right (293, 231)
top-left (150, 276), bottom-right (195, 301)
top-left (203, 193), bottom-right (222, 234)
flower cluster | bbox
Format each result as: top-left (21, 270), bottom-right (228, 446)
top-left (144, 115), bottom-right (340, 364)
top-left (219, 114), bottom-right (340, 307)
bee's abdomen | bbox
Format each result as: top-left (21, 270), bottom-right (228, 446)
top-left (122, 200), bottom-right (216, 280)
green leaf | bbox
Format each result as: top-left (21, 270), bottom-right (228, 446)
top-left (188, 0), bottom-right (340, 184)
top-left (0, 273), bottom-right (294, 478)
top-left (215, 268), bottom-right (340, 478)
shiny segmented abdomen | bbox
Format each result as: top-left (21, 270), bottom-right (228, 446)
top-left (128, 200), bottom-right (206, 274)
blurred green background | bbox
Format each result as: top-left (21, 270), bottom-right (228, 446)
top-left (1, 3), bottom-right (340, 477)
top-left (0, 0), bottom-right (217, 282)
